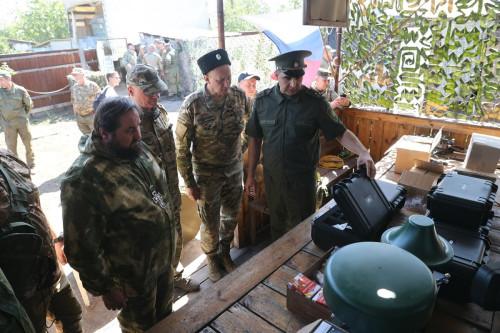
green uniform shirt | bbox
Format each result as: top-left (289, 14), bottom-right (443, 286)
top-left (70, 80), bottom-right (101, 116)
top-left (164, 46), bottom-right (181, 72)
top-left (175, 85), bottom-right (250, 188)
top-left (245, 84), bottom-right (346, 177)
top-left (311, 81), bottom-right (339, 103)
top-left (0, 268), bottom-right (35, 333)
top-left (61, 134), bottom-right (176, 297)
top-left (140, 104), bottom-right (181, 211)
top-left (0, 83), bottom-right (33, 129)
top-left (120, 49), bottom-right (137, 68)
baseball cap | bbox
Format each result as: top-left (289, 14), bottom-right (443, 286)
top-left (0, 70), bottom-right (12, 78)
top-left (71, 68), bottom-right (85, 75)
top-left (126, 64), bottom-right (168, 94)
top-left (238, 73), bottom-right (261, 83)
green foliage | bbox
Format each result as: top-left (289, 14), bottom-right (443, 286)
top-left (0, 0), bottom-right (69, 54)
top-left (223, 0), bottom-right (270, 32)
top-left (0, 62), bottom-right (16, 76)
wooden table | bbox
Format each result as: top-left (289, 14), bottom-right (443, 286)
top-left (149, 152), bottom-right (500, 333)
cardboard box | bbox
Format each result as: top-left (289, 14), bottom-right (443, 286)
top-left (297, 319), bottom-right (348, 333)
top-left (286, 249), bottom-right (334, 323)
top-left (464, 133), bottom-right (500, 174)
top-left (394, 128), bottom-right (443, 174)
top-left (398, 160), bottom-right (444, 202)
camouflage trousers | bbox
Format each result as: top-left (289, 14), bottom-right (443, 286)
top-left (22, 270), bottom-right (83, 333)
top-left (166, 70), bottom-right (181, 96)
top-left (4, 125), bottom-right (35, 168)
top-left (172, 208), bottom-right (184, 280)
top-left (195, 171), bottom-right (243, 255)
top-left (75, 113), bottom-right (95, 135)
top-left (117, 269), bottom-right (174, 333)
top-left (264, 171), bottom-right (316, 240)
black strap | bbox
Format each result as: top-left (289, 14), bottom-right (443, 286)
top-left (0, 163), bottom-right (30, 219)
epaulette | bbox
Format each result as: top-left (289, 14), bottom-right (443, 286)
top-left (254, 87), bottom-right (273, 100)
top-left (304, 86), bottom-right (324, 99)
top-left (181, 89), bottom-right (202, 107)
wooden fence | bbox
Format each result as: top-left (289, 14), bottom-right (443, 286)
top-left (0, 49), bottom-right (98, 112)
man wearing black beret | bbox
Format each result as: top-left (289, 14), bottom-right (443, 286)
top-left (175, 49), bottom-right (251, 282)
top-left (245, 50), bottom-right (376, 240)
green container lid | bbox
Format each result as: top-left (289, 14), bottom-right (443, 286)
top-left (324, 242), bottom-right (436, 333)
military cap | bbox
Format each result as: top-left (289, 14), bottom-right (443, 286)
top-left (148, 43), bottom-right (156, 50)
top-left (0, 70), bottom-right (12, 78)
top-left (126, 64), bottom-right (168, 94)
top-left (197, 49), bottom-right (231, 75)
top-left (238, 73), bottom-right (260, 83)
top-left (70, 68), bottom-right (85, 75)
top-left (269, 50), bottom-right (312, 78)
top-left (164, 42), bottom-right (171, 47)
top-left (317, 68), bottom-right (333, 79)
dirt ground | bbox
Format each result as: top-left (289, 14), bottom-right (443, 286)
top-left (0, 88), bottom-right (191, 332)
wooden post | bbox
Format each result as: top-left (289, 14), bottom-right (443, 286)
top-left (217, 0), bottom-right (225, 49)
top-left (335, 27), bottom-right (343, 93)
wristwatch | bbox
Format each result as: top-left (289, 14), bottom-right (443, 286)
top-left (53, 234), bottom-right (64, 244)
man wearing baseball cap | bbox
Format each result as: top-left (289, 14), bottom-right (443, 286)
top-left (127, 64), bottom-right (200, 292)
top-left (311, 67), bottom-right (350, 109)
top-left (70, 67), bottom-right (101, 134)
top-left (245, 50), bottom-right (375, 240)
top-left (0, 69), bottom-right (36, 169)
top-left (175, 49), bottom-right (251, 282)
top-left (237, 72), bottom-right (260, 99)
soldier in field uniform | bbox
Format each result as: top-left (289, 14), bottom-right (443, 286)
top-left (70, 68), bottom-right (101, 135)
top-left (163, 40), bottom-right (183, 100)
top-left (127, 64), bottom-right (199, 292)
top-left (61, 97), bottom-right (176, 333)
top-left (175, 49), bottom-right (251, 282)
top-left (0, 70), bottom-right (35, 169)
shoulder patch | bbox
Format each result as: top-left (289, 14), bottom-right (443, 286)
top-left (182, 89), bottom-right (203, 107)
top-left (255, 87), bottom-right (273, 100)
top-left (305, 87), bottom-right (323, 99)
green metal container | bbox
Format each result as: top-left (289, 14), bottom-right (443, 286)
top-left (323, 242), bottom-right (436, 333)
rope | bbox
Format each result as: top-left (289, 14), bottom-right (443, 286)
top-left (24, 84), bottom-right (70, 95)
top-left (319, 155), bottom-right (344, 169)
top-left (338, 0), bottom-right (429, 84)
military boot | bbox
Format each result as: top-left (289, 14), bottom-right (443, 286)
top-left (206, 254), bottom-right (223, 282)
top-left (218, 245), bottom-right (237, 273)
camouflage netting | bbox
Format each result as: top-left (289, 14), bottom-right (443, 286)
top-left (178, 33), bottom-right (278, 96)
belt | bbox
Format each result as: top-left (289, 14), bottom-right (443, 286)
top-left (79, 111), bottom-right (95, 117)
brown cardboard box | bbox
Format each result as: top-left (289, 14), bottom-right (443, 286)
top-left (393, 128), bottom-right (443, 174)
top-left (286, 249), bottom-right (334, 323)
top-left (464, 133), bottom-right (500, 173)
top-left (398, 160), bottom-right (444, 209)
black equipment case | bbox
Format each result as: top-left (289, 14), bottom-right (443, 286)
top-left (471, 261), bottom-right (500, 310)
top-left (434, 222), bottom-right (490, 302)
top-left (311, 168), bottom-right (407, 250)
top-left (427, 173), bottom-right (497, 230)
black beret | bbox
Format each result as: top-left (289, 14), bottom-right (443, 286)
top-left (197, 49), bottom-right (231, 75)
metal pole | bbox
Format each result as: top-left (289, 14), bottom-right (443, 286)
top-left (217, 0), bottom-right (225, 49)
top-left (335, 27), bottom-right (342, 93)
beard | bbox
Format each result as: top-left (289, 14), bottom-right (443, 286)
top-left (106, 139), bottom-right (140, 160)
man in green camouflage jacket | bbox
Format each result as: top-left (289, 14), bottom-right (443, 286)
top-left (70, 68), bottom-right (101, 135)
top-left (61, 97), bottom-right (176, 332)
top-left (120, 43), bottom-right (137, 72)
top-left (175, 49), bottom-right (250, 282)
top-left (0, 148), bottom-right (82, 332)
top-left (127, 64), bottom-right (199, 292)
top-left (0, 70), bottom-right (35, 169)
top-left (163, 40), bottom-right (183, 100)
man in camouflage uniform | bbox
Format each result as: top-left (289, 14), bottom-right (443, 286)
top-left (311, 68), bottom-right (350, 108)
top-left (0, 148), bottom-right (83, 332)
top-left (0, 268), bottom-right (35, 333)
top-left (137, 45), bottom-right (146, 64)
top-left (0, 70), bottom-right (35, 169)
top-left (120, 43), bottom-right (137, 73)
top-left (127, 64), bottom-right (199, 292)
top-left (245, 50), bottom-right (375, 240)
top-left (175, 49), bottom-right (250, 282)
top-left (70, 67), bottom-right (101, 135)
top-left (163, 40), bottom-right (183, 100)
top-left (143, 44), bottom-right (163, 76)
top-left (61, 97), bottom-right (176, 333)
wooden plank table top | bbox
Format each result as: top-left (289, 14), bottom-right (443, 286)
top-left (149, 152), bottom-right (500, 333)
